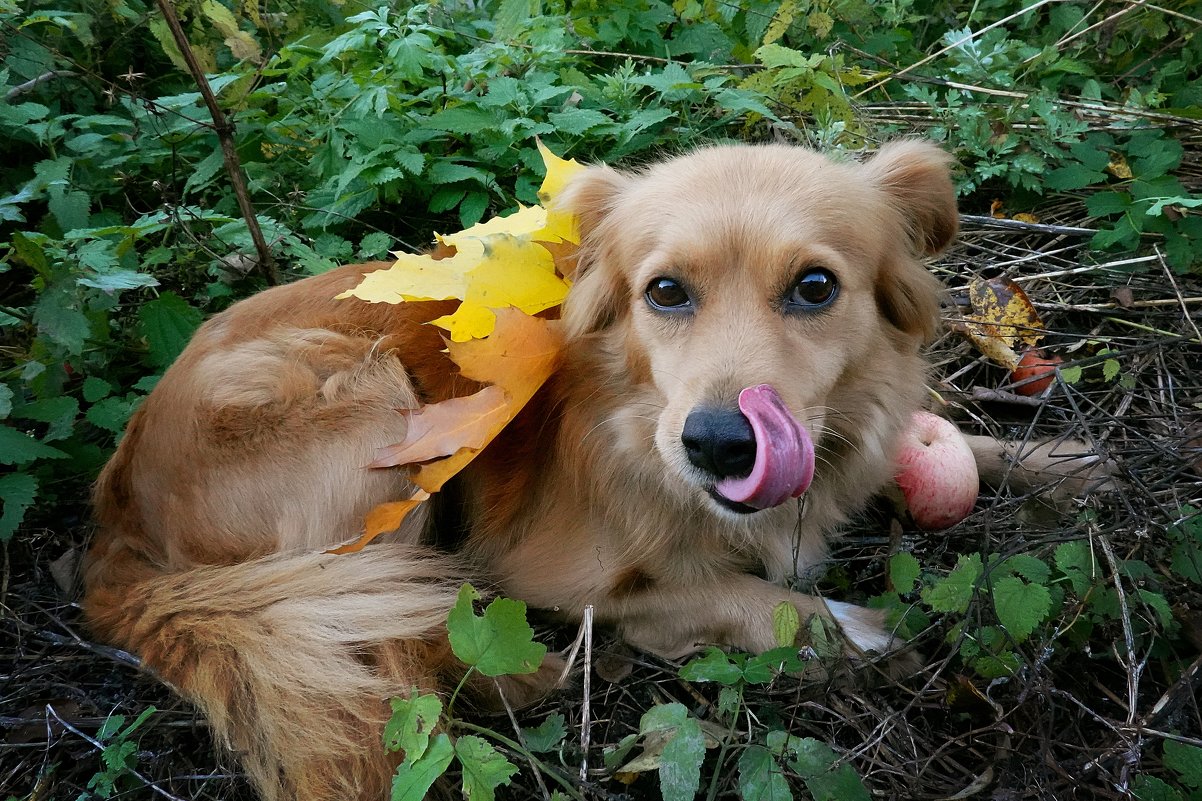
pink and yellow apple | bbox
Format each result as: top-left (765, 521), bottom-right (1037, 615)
top-left (895, 411), bottom-right (979, 530)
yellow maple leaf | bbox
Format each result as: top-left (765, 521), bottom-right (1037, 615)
top-left (429, 302), bottom-right (497, 343)
top-left (337, 142), bottom-right (584, 336)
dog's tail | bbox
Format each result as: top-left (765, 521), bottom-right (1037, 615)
top-left (83, 540), bottom-right (468, 801)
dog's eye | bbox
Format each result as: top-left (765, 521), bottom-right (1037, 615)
top-left (787, 268), bottom-right (838, 309)
top-left (645, 278), bottom-right (693, 311)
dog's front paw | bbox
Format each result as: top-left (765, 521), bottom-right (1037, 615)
top-left (823, 600), bottom-right (900, 655)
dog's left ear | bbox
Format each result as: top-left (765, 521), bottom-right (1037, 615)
top-left (862, 141), bottom-right (958, 341)
top-left (863, 140), bottom-right (959, 256)
top-left (554, 165), bottom-right (633, 338)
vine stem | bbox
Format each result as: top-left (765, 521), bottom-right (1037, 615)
top-left (152, 0), bottom-right (279, 285)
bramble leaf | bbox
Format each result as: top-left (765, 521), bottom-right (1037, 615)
top-left (992, 575), bottom-right (1051, 642)
top-left (659, 717), bottom-right (705, 801)
top-left (391, 733), bottom-right (454, 801)
top-left (522, 713), bottom-right (567, 753)
top-left (455, 735), bottom-right (518, 801)
top-left (680, 647), bottom-right (744, 685)
top-left (447, 584), bottom-right (546, 676)
top-left (772, 600), bottom-right (800, 647)
top-left (0, 472), bottom-right (38, 541)
top-left (738, 745), bottom-right (792, 801)
top-left (922, 554), bottom-right (982, 614)
top-left (889, 552), bottom-right (921, 595)
top-left (383, 690), bottom-right (443, 760)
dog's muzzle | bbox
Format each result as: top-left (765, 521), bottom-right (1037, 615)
top-left (681, 384), bottom-right (814, 511)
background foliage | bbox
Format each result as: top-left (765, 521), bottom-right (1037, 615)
top-left (2, 0), bottom-right (1200, 799)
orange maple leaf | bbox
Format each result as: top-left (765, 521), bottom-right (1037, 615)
top-left (326, 490), bottom-right (431, 554)
top-left (379, 308), bottom-right (564, 494)
top-left (370, 386), bottom-right (509, 468)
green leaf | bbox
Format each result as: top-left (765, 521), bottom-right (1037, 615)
top-left (1137, 589), bottom-right (1174, 629)
top-left (992, 576), bottom-right (1051, 642)
top-left (428, 161), bottom-right (492, 186)
top-left (0, 472), bottom-right (38, 541)
top-left (996, 553), bottom-right (1051, 585)
top-left (659, 717), bottom-right (705, 801)
top-left (359, 232), bottom-right (393, 260)
top-left (83, 376), bottom-right (113, 402)
top-left (1045, 164), bottom-right (1104, 191)
top-left (786, 738), bottom-right (870, 801)
top-left (459, 191), bottom-right (490, 229)
top-left (921, 554), bottom-right (982, 614)
top-left (138, 293), bottom-right (203, 369)
top-left (522, 713), bottom-right (567, 753)
top-left (1132, 775), bottom-right (1184, 801)
top-left (772, 600), bottom-right (800, 647)
top-left (34, 285), bottom-right (91, 355)
top-left (493, 0), bottom-right (539, 40)
top-left (11, 232), bottom-right (50, 275)
top-left (446, 584), bottom-right (547, 676)
top-left (390, 733), bottom-right (454, 801)
top-left (86, 395), bottom-right (140, 434)
top-left (738, 745), bottom-right (792, 801)
top-left (49, 189), bottom-right (90, 232)
top-left (680, 647), bottom-right (743, 685)
top-left (455, 735), bottom-right (519, 801)
top-left (0, 385), bottom-right (12, 419)
top-left (14, 395), bottom-right (78, 441)
top-left (549, 108), bottom-right (614, 136)
top-left (1059, 364), bottom-right (1083, 384)
top-left (640, 703), bottom-right (688, 733)
top-left (889, 552), bottom-right (921, 594)
top-left (0, 425), bottom-right (69, 465)
top-left (1085, 192), bottom-right (1132, 217)
top-left (1103, 359), bottom-right (1121, 381)
top-left (383, 691), bottom-right (442, 759)
top-left (425, 107), bottom-right (500, 135)
top-left (1164, 739), bottom-right (1202, 788)
top-left (742, 646), bottom-right (803, 684)
top-left (1054, 540), bottom-right (1096, 595)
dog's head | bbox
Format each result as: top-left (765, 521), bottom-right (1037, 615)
top-left (555, 142), bottom-right (957, 519)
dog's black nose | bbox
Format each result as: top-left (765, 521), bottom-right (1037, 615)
top-left (681, 408), bottom-right (756, 478)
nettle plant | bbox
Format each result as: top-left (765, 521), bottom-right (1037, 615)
top-left (389, 584), bottom-right (878, 801)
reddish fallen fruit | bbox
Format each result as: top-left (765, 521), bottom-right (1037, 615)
top-left (895, 411), bottom-right (979, 530)
top-left (1010, 348), bottom-right (1064, 395)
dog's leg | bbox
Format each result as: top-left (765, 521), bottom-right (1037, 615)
top-left (963, 433), bottom-right (1116, 497)
top-left (605, 573), bottom-right (904, 662)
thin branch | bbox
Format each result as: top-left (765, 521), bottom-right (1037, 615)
top-left (960, 214), bottom-right (1097, 237)
top-left (152, 0), bottom-right (279, 285)
top-left (5, 70), bottom-right (79, 100)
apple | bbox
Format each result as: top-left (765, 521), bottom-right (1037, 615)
top-left (895, 411), bottom-right (979, 530)
top-left (1010, 347), bottom-right (1064, 396)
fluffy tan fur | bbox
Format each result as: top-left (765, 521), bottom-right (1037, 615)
top-left (86, 141), bottom-right (996, 800)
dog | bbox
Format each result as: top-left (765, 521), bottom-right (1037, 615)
top-left (83, 141), bottom-right (1100, 801)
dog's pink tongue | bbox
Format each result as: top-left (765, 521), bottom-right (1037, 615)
top-left (714, 384), bottom-right (815, 509)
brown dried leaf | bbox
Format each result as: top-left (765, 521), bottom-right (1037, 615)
top-left (959, 275), bottom-right (1046, 370)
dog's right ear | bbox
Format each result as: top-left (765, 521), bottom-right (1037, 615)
top-left (554, 165), bottom-right (633, 338)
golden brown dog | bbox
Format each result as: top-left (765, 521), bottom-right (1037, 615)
top-left (84, 141), bottom-right (1086, 801)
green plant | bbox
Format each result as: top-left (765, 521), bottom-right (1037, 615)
top-left (77, 707), bottom-right (157, 800)
top-left (384, 584), bottom-right (580, 800)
